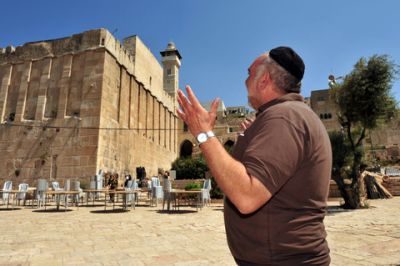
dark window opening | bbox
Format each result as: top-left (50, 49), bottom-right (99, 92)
top-left (7, 112), bottom-right (15, 122)
top-left (180, 140), bottom-right (193, 157)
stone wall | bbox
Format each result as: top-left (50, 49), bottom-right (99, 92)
top-left (97, 52), bottom-right (179, 178)
top-left (123, 35), bottom-right (176, 112)
top-left (0, 48), bottom-right (104, 184)
top-left (382, 176), bottom-right (400, 196)
top-left (329, 177), bottom-right (400, 198)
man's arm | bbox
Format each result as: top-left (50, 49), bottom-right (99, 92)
top-left (177, 86), bottom-right (271, 214)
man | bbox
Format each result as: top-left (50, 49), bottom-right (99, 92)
top-left (177, 47), bottom-right (331, 266)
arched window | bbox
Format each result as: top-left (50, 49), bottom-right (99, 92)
top-left (319, 114), bottom-right (324, 119)
top-left (180, 140), bottom-right (194, 157)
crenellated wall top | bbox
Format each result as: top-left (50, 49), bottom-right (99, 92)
top-left (0, 28), bottom-right (177, 113)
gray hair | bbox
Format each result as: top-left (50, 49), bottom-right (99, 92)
top-left (256, 54), bottom-right (301, 93)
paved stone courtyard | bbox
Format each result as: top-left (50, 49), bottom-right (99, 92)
top-left (1, 197), bottom-right (400, 266)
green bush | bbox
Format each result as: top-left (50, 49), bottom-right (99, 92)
top-left (171, 156), bottom-right (208, 180)
top-left (184, 182), bottom-right (202, 190)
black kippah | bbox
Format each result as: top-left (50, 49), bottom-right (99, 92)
top-left (269, 46), bottom-right (305, 81)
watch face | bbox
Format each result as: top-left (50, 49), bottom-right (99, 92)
top-left (197, 133), bottom-right (208, 143)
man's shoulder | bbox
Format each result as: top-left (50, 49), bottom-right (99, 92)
top-left (259, 100), bottom-right (315, 122)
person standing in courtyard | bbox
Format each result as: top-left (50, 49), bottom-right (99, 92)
top-left (177, 47), bottom-right (332, 265)
top-left (107, 173), bottom-right (118, 202)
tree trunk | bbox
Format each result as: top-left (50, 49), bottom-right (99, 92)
top-left (346, 143), bottom-right (363, 209)
top-left (348, 181), bottom-right (361, 209)
top-left (332, 175), bottom-right (351, 207)
top-left (332, 174), bottom-right (362, 209)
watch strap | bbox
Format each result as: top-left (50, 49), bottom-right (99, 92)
top-left (206, 131), bottom-right (215, 138)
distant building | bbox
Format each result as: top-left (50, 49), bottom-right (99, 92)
top-left (309, 89), bottom-right (341, 131)
top-left (201, 100), bottom-right (227, 119)
top-left (177, 101), bottom-right (253, 157)
top-left (226, 106), bottom-right (250, 117)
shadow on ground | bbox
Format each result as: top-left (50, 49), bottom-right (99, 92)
top-left (32, 209), bottom-right (74, 213)
top-left (0, 207), bottom-right (22, 211)
top-left (156, 209), bottom-right (198, 214)
top-left (78, 204), bottom-right (106, 208)
top-left (211, 205), bottom-right (224, 212)
top-left (90, 209), bottom-right (130, 214)
top-left (326, 205), bottom-right (376, 216)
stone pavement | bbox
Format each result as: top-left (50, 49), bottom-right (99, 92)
top-left (0, 197), bottom-right (399, 266)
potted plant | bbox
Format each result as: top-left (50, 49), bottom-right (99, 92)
top-left (184, 182), bottom-right (202, 191)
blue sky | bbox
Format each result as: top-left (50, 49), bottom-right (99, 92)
top-left (1, 0), bottom-right (399, 108)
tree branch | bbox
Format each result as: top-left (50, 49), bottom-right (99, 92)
top-left (355, 127), bottom-right (366, 147)
top-left (346, 121), bottom-right (355, 150)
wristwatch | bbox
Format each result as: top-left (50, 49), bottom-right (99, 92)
top-left (196, 131), bottom-right (216, 145)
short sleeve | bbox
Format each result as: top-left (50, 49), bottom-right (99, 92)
top-left (242, 117), bottom-right (305, 195)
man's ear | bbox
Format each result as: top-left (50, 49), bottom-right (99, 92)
top-left (256, 71), bottom-right (270, 91)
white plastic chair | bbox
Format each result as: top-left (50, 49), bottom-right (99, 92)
top-left (88, 180), bottom-right (97, 202)
top-left (129, 180), bottom-right (139, 190)
top-left (36, 179), bottom-right (48, 208)
top-left (71, 181), bottom-right (84, 207)
top-left (201, 179), bottom-right (212, 206)
top-left (151, 177), bottom-right (163, 206)
top-left (162, 179), bottom-right (176, 211)
top-left (52, 181), bottom-right (63, 191)
top-left (96, 169), bottom-right (104, 189)
top-left (124, 187), bottom-right (136, 209)
top-left (50, 181), bottom-right (64, 203)
top-left (2, 181), bottom-right (12, 205)
top-left (64, 179), bottom-right (70, 191)
top-left (16, 183), bottom-right (29, 206)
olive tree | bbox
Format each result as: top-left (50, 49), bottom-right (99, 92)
top-left (329, 55), bottom-right (397, 209)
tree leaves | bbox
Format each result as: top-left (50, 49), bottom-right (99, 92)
top-left (331, 55), bottom-right (398, 130)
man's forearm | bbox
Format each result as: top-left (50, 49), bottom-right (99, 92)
top-left (199, 137), bottom-right (271, 214)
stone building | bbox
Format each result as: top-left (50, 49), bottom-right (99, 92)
top-left (309, 89), bottom-right (341, 131)
top-left (0, 28), bottom-right (181, 185)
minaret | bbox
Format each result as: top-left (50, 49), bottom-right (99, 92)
top-left (160, 42), bottom-right (182, 97)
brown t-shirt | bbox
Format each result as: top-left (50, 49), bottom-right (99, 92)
top-left (225, 93), bottom-right (332, 266)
